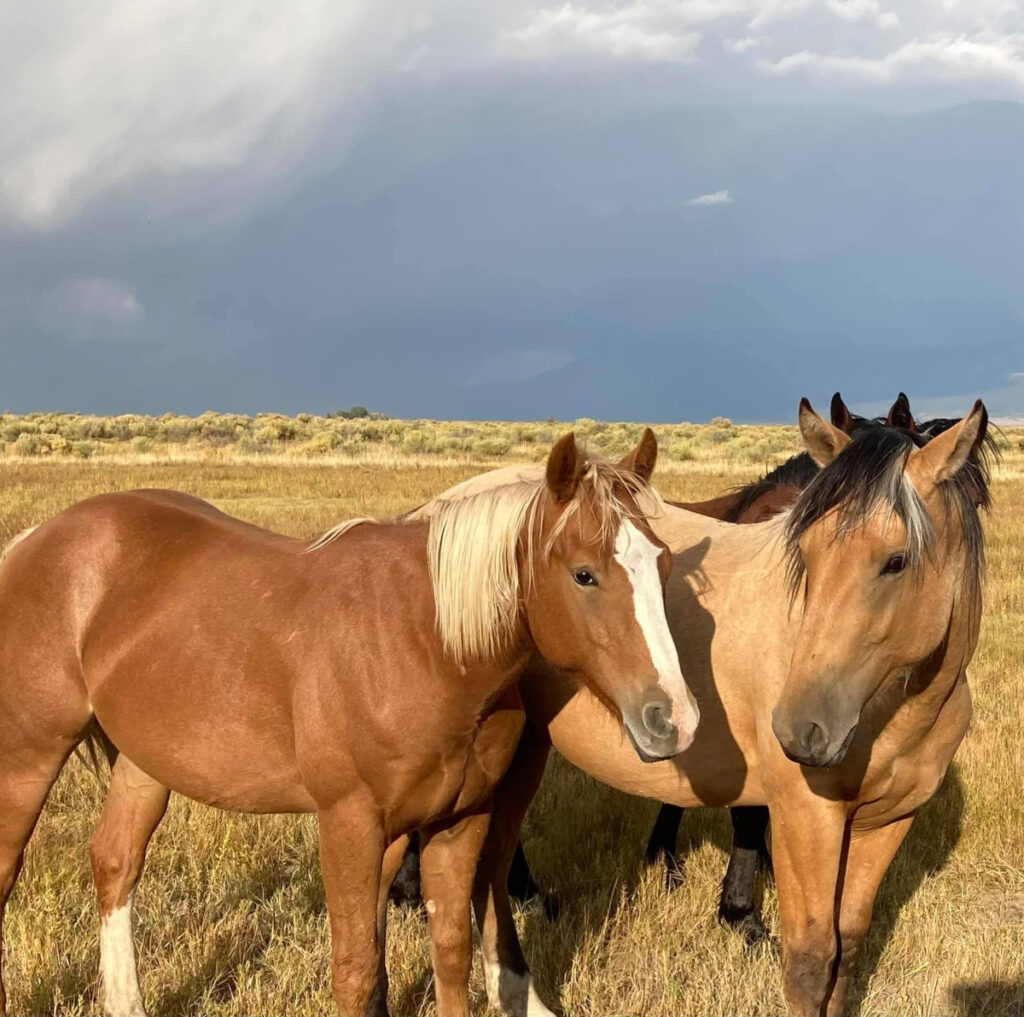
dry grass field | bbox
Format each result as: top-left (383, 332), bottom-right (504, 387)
top-left (0, 413), bottom-right (1022, 1016)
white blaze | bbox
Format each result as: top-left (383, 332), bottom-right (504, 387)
top-left (613, 518), bottom-right (699, 739)
top-left (99, 897), bottom-right (147, 1017)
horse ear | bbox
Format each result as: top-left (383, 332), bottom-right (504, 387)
top-left (908, 400), bottom-right (987, 491)
top-left (886, 392), bottom-right (916, 431)
top-left (830, 392), bottom-right (855, 433)
top-left (618, 427), bottom-right (658, 486)
top-left (800, 397), bottom-right (852, 467)
top-left (546, 432), bottom-right (584, 503)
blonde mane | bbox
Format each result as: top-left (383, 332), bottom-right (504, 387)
top-left (306, 517), bottom-right (376, 553)
top-left (0, 526), bottom-right (38, 567)
top-left (427, 460), bottom-right (657, 665)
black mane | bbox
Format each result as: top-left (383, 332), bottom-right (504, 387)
top-left (723, 452), bottom-right (820, 523)
top-left (783, 425), bottom-right (990, 609)
top-left (918, 415), bottom-right (1002, 463)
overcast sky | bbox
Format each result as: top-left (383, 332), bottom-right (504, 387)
top-left (2, 1), bottom-right (1022, 421)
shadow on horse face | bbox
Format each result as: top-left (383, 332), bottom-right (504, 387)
top-left (525, 438), bottom-right (700, 763)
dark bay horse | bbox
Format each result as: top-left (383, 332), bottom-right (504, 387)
top-left (463, 400), bottom-right (989, 1016)
top-left (0, 432), bottom-right (699, 1017)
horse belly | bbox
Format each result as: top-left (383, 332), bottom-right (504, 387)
top-left (88, 666), bottom-right (314, 814)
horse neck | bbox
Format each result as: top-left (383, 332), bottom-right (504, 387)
top-left (902, 558), bottom-right (980, 720)
top-left (670, 491), bottom-right (743, 521)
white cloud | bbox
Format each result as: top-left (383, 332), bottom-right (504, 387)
top-left (766, 33), bottom-right (1024, 88)
top-left (463, 350), bottom-right (575, 386)
top-left (687, 189), bottom-right (734, 205)
top-left (0, 2), bottom-right (398, 227)
top-left (2, 1), bottom-right (1023, 229)
top-left (64, 278), bottom-right (144, 322)
top-left (502, 4), bottom-right (700, 62)
top-left (39, 277), bottom-right (145, 342)
top-left (826, 0), bottom-right (901, 30)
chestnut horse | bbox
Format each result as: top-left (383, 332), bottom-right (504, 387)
top-left (401, 392), bottom-right (907, 937)
top-left (0, 432), bottom-right (699, 1017)
top-left (461, 400), bottom-right (989, 1016)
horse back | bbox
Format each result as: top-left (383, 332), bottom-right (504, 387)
top-left (0, 490), bottom-right (441, 815)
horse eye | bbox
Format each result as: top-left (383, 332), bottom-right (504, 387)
top-left (881, 553), bottom-right (908, 576)
top-left (572, 568), bottom-right (597, 587)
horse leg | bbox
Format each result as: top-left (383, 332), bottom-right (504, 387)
top-left (388, 830), bottom-right (422, 908)
top-left (420, 812), bottom-right (493, 1017)
top-left (644, 804), bottom-right (686, 888)
top-left (507, 840), bottom-right (550, 912)
top-left (718, 805), bottom-right (771, 945)
top-left (367, 834), bottom-right (410, 1017)
top-left (398, 829), bottom-right (554, 918)
top-left (89, 755), bottom-right (170, 1017)
top-left (318, 800), bottom-right (385, 1017)
top-left (472, 721), bottom-right (554, 1017)
top-left (0, 737), bottom-right (79, 1016)
top-left (770, 795), bottom-right (848, 1017)
top-left (826, 815), bottom-right (914, 1017)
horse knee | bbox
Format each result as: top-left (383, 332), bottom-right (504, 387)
top-left (89, 838), bottom-right (142, 911)
top-left (430, 914), bottom-right (472, 985)
top-left (330, 947), bottom-right (380, 1011)
top-left (784, 934), bottom-right (837, 1014)
top-left (835, 915), bottom-right (871, 977)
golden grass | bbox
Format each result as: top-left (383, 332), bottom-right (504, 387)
top-left (1, 421), bottom-right (1022, 1016)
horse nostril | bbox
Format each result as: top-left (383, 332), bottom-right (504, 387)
top-left (642, 701), bottom-right (674, 741)
top-left (798, 721), bottom-right (829, 758)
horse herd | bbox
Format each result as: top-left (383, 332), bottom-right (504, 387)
top-left (0, 393), bottom-right (992, 1017)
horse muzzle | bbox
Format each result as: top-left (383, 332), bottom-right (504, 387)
top-left (623, 686), bottom-right (696, 762)
top-left (772, 708), bottom-right (858, 768)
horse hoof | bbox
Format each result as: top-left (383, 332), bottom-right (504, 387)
top-left (541, 892), bottom-right (561, 921)
top-left (515, 889), bottom-right (561, 922)
top-left (719, 907), bottom-right (770, 950)
top-left (662, 854), bottom-right (684, 891)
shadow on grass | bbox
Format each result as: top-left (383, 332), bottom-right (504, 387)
top-left (948, 979), bottom-right (1024, 1016)
top-left (20, 953), bottom-right (98, 1017)
top-left (513, 761), bottom-right (968, 1017)
top-left (389, 966), bottom-right (435, 1017)
top-left (149, 832), bottom-right (324, 1016)
top-left (510, 770), bottom-right (721, 1016)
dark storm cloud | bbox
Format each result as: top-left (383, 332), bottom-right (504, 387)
top-left (1, 3), bottom-right (1022, 420)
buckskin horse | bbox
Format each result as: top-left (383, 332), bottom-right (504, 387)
top-left (455, 399), bottom-right (988, 1017)
top-left (0, 431), bottom-right (698, 1017)
top-left (645, 390), bottom-right (928, 936)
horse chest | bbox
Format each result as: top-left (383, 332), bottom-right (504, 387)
top-left (380, 692), bottom-right (527, 831)
top-left (452, 705), bottom-right (525, 813)
top-left (854, 677), bottom-right (972, 828)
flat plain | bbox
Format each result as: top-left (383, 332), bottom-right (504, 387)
top-left (0, 413), bottom-right (1021, 1016)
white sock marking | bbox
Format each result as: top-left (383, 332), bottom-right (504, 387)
top-left (484, 957), bottom-right (556, 1017)
top-left (614, 518), bottom-right (699, 741)
top-left (99, 897), bottom-right (147, 1017)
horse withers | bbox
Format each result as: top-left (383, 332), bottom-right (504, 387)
top-left (0, 431), bottom-right (697, 1017)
